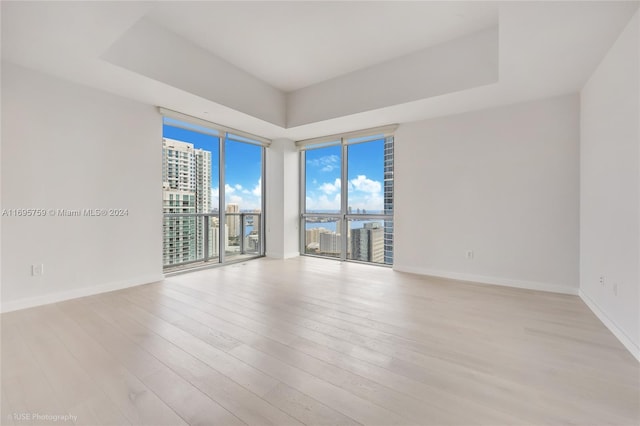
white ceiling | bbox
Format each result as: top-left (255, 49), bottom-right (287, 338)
top-left (146, 1), bottom-right (499, 92)
top-left (1, 1), bottom-right (638, 140)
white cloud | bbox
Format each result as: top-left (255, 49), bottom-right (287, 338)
top-left (211, 187), bottom-right (219, 209)
top-left (210, 184), bottom-right (263, 211)
top-left (307, 175), bottom-right (385, 212)
top-left (305, 193), bottom-right (341, 212)
top-left (350, 175), bottom-right (381, 194)
top-left (319, 178), bottom-right (341, 195)
top-left (307, 154), bottom-right (339, 172)
top-left (229, 194), bottom-right (243, 204)
top-left (252, 178), bottom-right (262, 196)
top-left (214, 179), bottom-right (263, 211)
top-left (348, 192), bottom-right (383, 211)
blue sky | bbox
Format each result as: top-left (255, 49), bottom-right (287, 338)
top-left (305, 139), bottom-right (385, 213)
top-left (163, 121), bottom-right (262, 211)
top-left (164, 119), bottom-right (385, 213)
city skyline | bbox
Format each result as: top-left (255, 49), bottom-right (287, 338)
top-left (303, 135), bottom-right (394, 265)
top-left (305, 138), bottom-right (386, 213)
top-left (163, 118), bottom-right (392, 266)
top-left (163, 120), bottom-right (263, 211)
top-left (304, 220), bottom-right (385, 264)
top-left (162, 127), bottom-right (263, 267)
top-left (162, 137), bottom-right (213, 265)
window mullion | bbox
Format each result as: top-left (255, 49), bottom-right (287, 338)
top-left (340, 139), bottom-right (348, 261)
top-left (261, 145), bottom-right (266, 256)
top-left (299, 150), bottom-right (306, 255)
top-left (219, 133), bottom-right (226, 264)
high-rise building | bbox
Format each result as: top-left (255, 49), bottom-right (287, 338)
top-left (306, 227), bottom-right (331, 246)
top-left (162, 191), bottom-right (196, 265)
top-left (226, 203), bottom-right (240, 239)
top-left (319, 232), bottom-right (341, 256)
top-left (245, 231), bottom-right (260, 253)
top-left (194, 149), bottom-right (211, 213)
top-left (351, 222), bottom-right (384, 263)
top-left (162, 139), bottom-right (211, 206)
top-left (383, 136), bottom-right (394, 264)
top-left (207, 216), bottom-right (229, 256)
top-left (162, 138), bottom-right (212, 265)
top-left (305, 227), bottom-right (332, 254)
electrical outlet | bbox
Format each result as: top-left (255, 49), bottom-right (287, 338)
top-left (613, 282), bottom-right (618, 296)
top-left (466, 250), bottom-right (474, 259)
top-left (599, 275), bottom-right (605, 286)
top-left (31, 264), bottom-right (44, 276)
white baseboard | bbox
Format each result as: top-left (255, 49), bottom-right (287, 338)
top-left (1, 274), bottom-right (165, 313)
top-left (392, 265), bottom-right (579, 295)
top-left (266, 251), bottom-right (300, 259)
top-left (579, 290), bottom-right (640, 362)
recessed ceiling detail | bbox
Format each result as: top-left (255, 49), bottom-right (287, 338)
top-left (145, 1), bottom-right (500, 92)
top-left (286, 27), bottom-right (499, 127)
top-left (2, 1), bottom-right (638, 140)
top-left (103, 18), bottom-right (499, 129)
top-left (103, 18), bottom-right (287, 128)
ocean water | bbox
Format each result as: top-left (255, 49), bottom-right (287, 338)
top-left (305, 220), bottom-right (387, 233)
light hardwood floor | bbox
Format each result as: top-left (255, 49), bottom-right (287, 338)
top-left (2, 256), bottom-right (638, 426)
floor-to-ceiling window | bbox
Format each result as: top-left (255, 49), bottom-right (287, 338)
top-left (299, 126), bottom-right (396, 265)
top-left (161, 111), bottom-right (267, 272)
top-left (224, 135), bottom-right (264, 262)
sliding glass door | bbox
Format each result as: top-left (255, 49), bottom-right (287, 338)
top-left (346, 137), bottom-right (393, 264)
top-left (162, 118), bottom-right (220, 269)
top-left (224, 136), bottom-right (264, 262)
top-left (301, 131), bottom-right (394, 265)
top-left (302, 143), bottom-right (343, 258)
top-left (162, 115), bottom-right (266, 272)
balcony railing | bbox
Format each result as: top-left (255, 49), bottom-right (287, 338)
top-left (163, 212), bottom-right (262, 270)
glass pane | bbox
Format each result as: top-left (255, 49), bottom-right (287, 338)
top-left (225, 138), bottom-right (263, 260)
top-left (303, 217), bottom-right (342, 258)
top-left (347, 219), bottom-right (393, 265)
top-left (383, 218), bottom-right (394, 265)
top-left (162, 118), bottom-right (219, 270)
top-left (383, 136), bottom-right (394, 216)
top-left (163, 215), bottom-right (198, 267)
top-left (347, 139), bottom-right (385, 215)
top-left (243, 213), bottom-right (261, 255)
top-left (206, 214), bottom-right (223, 260)
top-left (305, 144), bottom-right (342, 214)
top-left (301, 135), bottom-right (393, 266)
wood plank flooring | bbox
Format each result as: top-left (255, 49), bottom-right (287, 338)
top-left (2, 256), bottom-right (638, 425)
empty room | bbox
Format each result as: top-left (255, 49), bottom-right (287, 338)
top-left (1, 1), bottom-right (639, 425)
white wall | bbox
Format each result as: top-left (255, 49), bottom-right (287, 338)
top-left (265, 138), bottom-right (299, 258)
top-left (394, 94), bottom-right (580, 294)
top-left (1, 62), bottom-right (163, 312)
top-left (580, 11), bottom-right (639, 360)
